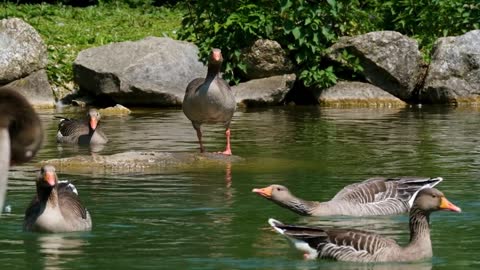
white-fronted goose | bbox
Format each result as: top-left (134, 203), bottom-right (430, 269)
top-left (0, 86), bottom-right (43, 212)
top-left (24, 165), bottom-right (92, 233)
top-left (269, 188), bottom-right (461, 262)
top-left (182, 48), bottom-right (236, 155)
top-left (253, 177), bottom-right (442, 216)
top-left (56, 108), bottom-right (108, 145)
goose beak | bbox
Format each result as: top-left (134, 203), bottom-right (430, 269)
top-left (439, 197), bottom-right (462, 212)
top-left (90, 118), bottom-right (98, 130)
top-left (252, 186), bottom-right (273, 198)
top-left (44, 171), bottom-right (56, 186)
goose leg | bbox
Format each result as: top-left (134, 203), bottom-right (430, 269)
top-left (194, 126), bottom-right (205, 153)
top-left (218, 128), bottom-right (232, 155)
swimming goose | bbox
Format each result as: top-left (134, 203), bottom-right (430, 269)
top-left (269, 188), bottom-right (461, 262)
top-left (56, 108), bottom-right (108, 145)
top-left (0, 86), bottom-right (43, 212)
top-left (24, 165), bottom-right (92, 233)
top-left (253, 177), bottom-right (442, 216)
top-left (182, 48), bottom-right (236, 155)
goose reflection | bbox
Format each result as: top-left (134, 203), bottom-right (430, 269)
top-left (29, 234), bottom-right (87, 270)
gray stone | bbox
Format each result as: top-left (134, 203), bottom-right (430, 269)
top-left (327, 31), bottom-right (424, 102)
top-left (242, 39), bottom-right (294, 80)
top-left (41, 151), bottom-right (243, 175)
top-left (315, 81), bottom-right (406, 107)
top-left (421, 30), bottom-right (480, 105)
top-left (233, 74), bottom-right (295, 107)
top-left (0, 18), bottom-right (47, 84)
top-left (2, 69), bottom-right (54, 108)
top-left (73, 37), bottom-right (207, 106)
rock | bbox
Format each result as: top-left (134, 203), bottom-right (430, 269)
top-left (420, 30), bottom-right (480, 105)
top-left (233, 74), bottom-right (295, 107)
top-left (2, 69), bottom-right (54, 108)
top-left (315, 81), bottom-right (406, 107)
top-left (0, 18), bottom-right (48, 84)
top-left (73, 37), bottom-right (206, 106)
top-left (242, 39), bottom-right (294, 80)
top-left (99, 104), bottom-right (131, 116)
top-left (327, 31), bottom-right (424, 102)
top-left (41, 151), bottom-right (244, 174)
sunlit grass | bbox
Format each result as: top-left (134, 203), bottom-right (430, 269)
top-left (0, 2), bottom-right (184, 89)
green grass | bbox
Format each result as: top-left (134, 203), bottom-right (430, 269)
top-left (0, 2), bottom-right (184, 92)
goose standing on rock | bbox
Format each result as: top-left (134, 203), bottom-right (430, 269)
top-left (0, 87), bottom-right (43, 212)
top-left (24, 165), bottom-right (92, 233)
top-left (56, 108), bottom-right (108, 145)
top-left (183, 48), bottom-right (236, 155)
top-left (268, 188), bottom-right (461, 262)
top-left (253, 177), bottom-right (443, 216)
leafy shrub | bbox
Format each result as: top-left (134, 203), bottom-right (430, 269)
top-left (179, 0), bottom-right (479, 88)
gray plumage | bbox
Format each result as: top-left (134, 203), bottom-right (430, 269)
top-left (253, 177), bottom-right (443, 216)
top-left (182, 48), bottom-right (236, 155)
top-left (24, 165), bottom-right (92, 233)
top-left (0, 87), bottom-right (43, 213)
top-left (269, 188), bottom-right (461, 262)
top-left (56, 108), bottom-right (108, 145)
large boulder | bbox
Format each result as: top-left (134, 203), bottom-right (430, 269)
top-left (420, 30), bottom-right (480, 105)
top-left (327, 31), bottom-right (424, 102)
top-left (0, 18), bottom-right (48, 84)
top-left (233, 74), bottom-right (295, 107)
top-left (241, 39), bottom-right (294, 80)
top-left (315, 81), bottom-right (406, 107)
top-left (3, 69), bottom-right (54, 107)
top-left (73, 37), bottom-right (207, 106)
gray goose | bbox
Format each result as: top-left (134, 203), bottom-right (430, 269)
top-left (269, 188), bottom-right (461, 262)
top-left (0, 86), bottom-right (43, 212)
top-left (253, 177), bottom-right (442, 216)
top-left (24, 165), bottom-right (92, 233)
top-left (182, 48), bottom-right (236, 155)
top-left (56, 108), bottom-right (108, 145)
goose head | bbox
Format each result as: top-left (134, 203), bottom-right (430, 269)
top-left (413, 188), bottom-right (461, 213)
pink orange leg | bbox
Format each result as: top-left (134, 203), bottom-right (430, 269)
top-left (218, 128), bottom-right (232, 155)
top-left (194, 127), bottom-right (205, 153)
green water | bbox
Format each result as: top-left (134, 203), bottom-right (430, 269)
top-left (0, 106), bottom-right (478, 270)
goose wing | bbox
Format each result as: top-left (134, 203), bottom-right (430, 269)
top-left (58, 186), bottom-right (88, 220)
top-left (57, 118), bottom-right (89, 137)
top-left (269, 218), bottom-right (398, 262)
top-left (331, 177), bottom-right (442, 208)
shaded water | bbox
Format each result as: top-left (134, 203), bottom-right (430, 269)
top-left (0, 106), bottom-right (479, 269)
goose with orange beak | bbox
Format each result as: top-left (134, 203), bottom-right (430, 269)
top-left (56, 108), bottom-right (108, 145)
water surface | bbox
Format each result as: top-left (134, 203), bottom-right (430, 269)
top-left (0, 106), bottom-right (478, 270)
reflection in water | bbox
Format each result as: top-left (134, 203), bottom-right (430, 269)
top-left (25, 234), bottom-right (86, 270)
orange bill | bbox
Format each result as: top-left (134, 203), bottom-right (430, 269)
top-left (252, 186), bottom-right (273, 198)
top-left (44, 171), bottom-right (56, 186)
top-left (439, 197), bottom-right (462, 212)
top-left (90, 118), bottom-right (98, 130)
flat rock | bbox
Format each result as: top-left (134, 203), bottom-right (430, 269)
top-left (73, 37), bottom-right (206, 106)
top-left (41, 151), bottom-right (244, 174)
top-left (420, 30), bottom-right (480, 105)
top-left (233, 74), bottom-right (295, 107)
top-left (315, 81), bottom-right (406, 107)
top-left (0, 18), bottom-right (48, 84)
top-left (99, 104), bottom-right (131, 116)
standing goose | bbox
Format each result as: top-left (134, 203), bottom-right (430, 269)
top-left (268, 188), bottom-right (461, 262)
top-left (0, 87), bottom-right (43, 212)
top-left (56, 108), bottom-right (108, 145)
top-left (183, 48), bottom-right (236, 155)
top-left (24, 165), bottom-right (92, 233)
top-left (253, 177), bottom-right (442, 216)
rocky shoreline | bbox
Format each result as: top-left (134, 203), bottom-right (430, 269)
top-left (1, 18), bottom-right (479, 108)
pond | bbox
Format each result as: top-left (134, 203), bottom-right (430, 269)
top-left (0, 105), bottom-right (478, 270)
